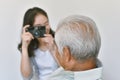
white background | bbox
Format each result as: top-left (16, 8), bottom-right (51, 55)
top-left (0, 0), bottom-right (120, 80)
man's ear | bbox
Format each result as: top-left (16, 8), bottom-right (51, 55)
top-left (63, 46), bottom-right (72, 62)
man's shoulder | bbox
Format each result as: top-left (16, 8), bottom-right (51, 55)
top-left (47, 60), bottom-right (103, 80)
top-left (47, 67), bottom-right (74, 80)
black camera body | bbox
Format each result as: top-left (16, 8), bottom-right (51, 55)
top-left (26, 26), bottom-right (46, 38)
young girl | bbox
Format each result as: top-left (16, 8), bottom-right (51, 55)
top-left (18, 7), bottom-right (58, 80)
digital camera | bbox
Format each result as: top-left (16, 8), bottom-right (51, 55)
top-left (26, 26), bottom-right (46, 38)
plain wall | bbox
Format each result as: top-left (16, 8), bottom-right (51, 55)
top-left (0, 0), bottom-right (120, 80)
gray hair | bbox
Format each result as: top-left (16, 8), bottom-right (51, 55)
top-left (55, 15), bottom-right (101, 61)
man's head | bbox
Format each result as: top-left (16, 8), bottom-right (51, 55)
top-left (54, 15), bottom-right (101, 71)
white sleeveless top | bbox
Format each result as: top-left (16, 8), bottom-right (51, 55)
top-left (34, 48), bottom-right (58, 80)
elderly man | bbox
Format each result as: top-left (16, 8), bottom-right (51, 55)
top-left (48, 15), bottom-right (103, 80)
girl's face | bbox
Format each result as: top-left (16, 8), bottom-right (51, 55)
top-left (33, 14), bottom-right (50, 43)
top-left (33, 14), bottom-right (50, 34)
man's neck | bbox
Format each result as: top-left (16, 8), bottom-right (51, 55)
top-left (70, 58), bottom-right (97, 71)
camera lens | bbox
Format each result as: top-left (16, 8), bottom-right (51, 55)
top-left (35, 32), bottom-right (39, 35)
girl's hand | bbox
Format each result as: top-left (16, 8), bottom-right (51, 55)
top-left (43, 34), bottom-right (55, 50)
top-left (21, 25), bottom-right (34, 48)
